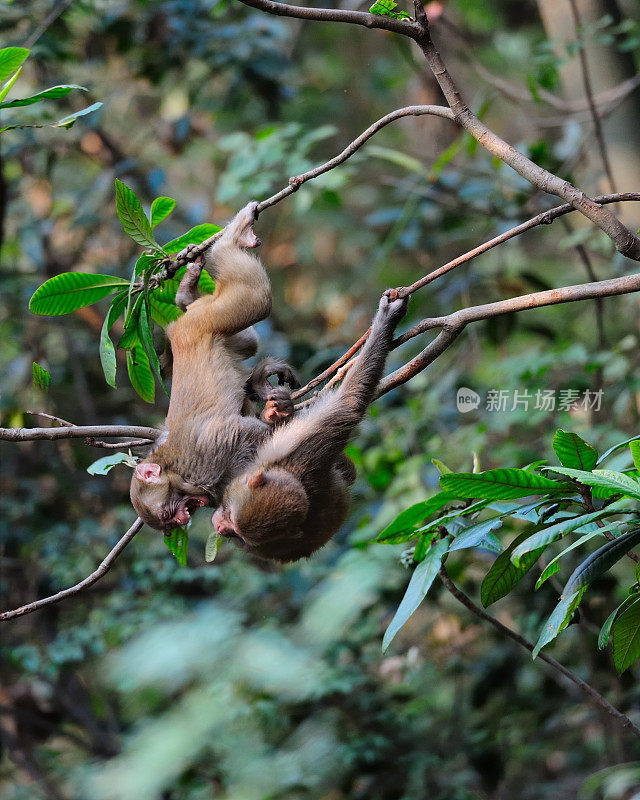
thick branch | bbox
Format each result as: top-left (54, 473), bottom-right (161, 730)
top-left (0, 518), bottom-right (144, 621)
top-left (439, 564), bottom-right (640, 739)
top-left (0, 425), bottom-right (160, 442)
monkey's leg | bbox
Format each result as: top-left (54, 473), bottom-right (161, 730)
top-left (227, 327), bottom-right (259, 360)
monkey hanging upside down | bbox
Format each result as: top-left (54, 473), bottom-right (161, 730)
top-left (211, 290), bottom-right (408, 562)
top-left (130, 202), bottom-right (298, 533)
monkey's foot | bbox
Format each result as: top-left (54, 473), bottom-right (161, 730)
top-left (263, 388), bottom-right (294, 425)
top-left (380, 288), bottom-right (409, 321)
top-left (227, 201), bottom-right (261, 249)
top-left (175, 255), bottom-right (204, 310)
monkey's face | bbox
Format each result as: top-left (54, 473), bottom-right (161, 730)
top-left (130, 461), bottom-right (209, 533)
top-left (212, 467), bottom-right (309, 556)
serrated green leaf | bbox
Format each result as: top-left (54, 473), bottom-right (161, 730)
top-left (511, 500), bottom-right (631, 564)
top-left (599, 593), bottom-right (639, 650)
top-left (126, 345), bottom-right (155, 403)
top-left (532, 588), bottom-right (585, 658)
top-left (440, 468), bottom-right (567, 501)
top-left (545, 466), bottom-right (640, 500)
top-left (163, 224), bottom-right (222, 255)
top-left (535, 525), bottom-right (621, 590)
top-left (150, 197), bottom-right (176, 228)
top-left (562, 527), bottom-right (640, 598)
top-left (164, 527), bottom-right (188, 567)
top-left (552, 429), bottom-right (598, 471)
top-left (630, 441), bottom-right (640, 472)
top-left (481, 530), bottom-right (547, 607)
top-left (205, 531), bottom-right (222, 563)
top-left (87, 452), bottom-right (136, 475)
top-left (29, 273), bottom-right (129, 316)
top-left (100, 292), bottom-right (128, 388)
top-left (382, 537), bottom-right (449, 652)
top-left (375, 492), bottom-right (457, 543)
top-left (148, 293), bottom-right (183, 326)
top-left (134, 252), bottom-right (161, 277)
top-left (0, 84), bottom-right (85, 109)
top-left (32, 362), bottom-right (51, 391)
top-left (0, 47), bottom-right (29, 84)
top-left (431, 459), bottom-right (453, 475)
top-left (115, 179), bottom-right (161, 251)
top-left (612, 597), bottom-right (640, 673)
top-left (369, 0), bottom-right (411, 19)
top-left (162, 266), bottom-right (215, 299)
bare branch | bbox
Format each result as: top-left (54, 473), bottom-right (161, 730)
top-left (0, 518), bottom-right (144, 621)
top-left (0, 425), bottom-right (160, 442)
top-left (257, 104), bottom-right (455, 213)
top-left (25, 411), bottom-right (75, 427)
top-left (439, 564), bottom-right (640, 739)
top-left (84, 437), bottom-right (155, 449)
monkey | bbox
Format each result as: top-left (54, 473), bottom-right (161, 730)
top-left (210, 290), bottom-right (408, 562)
top-left (130, 202), bottom-right (299, 533)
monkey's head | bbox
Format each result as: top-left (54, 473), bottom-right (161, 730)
top-left (130, 461), bottom-right (209, 533)
top-left (211, 467), bottom-right (309, 561)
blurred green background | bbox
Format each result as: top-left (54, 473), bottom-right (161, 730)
top-left (2, 0), bottom-right (640, 797)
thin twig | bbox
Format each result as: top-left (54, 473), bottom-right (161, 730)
top-left (25, 411), bottom-right (75, 427)
top-left (438, 563), bottom-right (640, 739)
top-left (84, 437), bottom-right (154, 450)
top-left (0, 518), bottom-right (144, 621)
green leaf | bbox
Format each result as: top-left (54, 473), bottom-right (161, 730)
top-left (0, 65), bottom-right (22, 103)
top-left (148, 293), bottom-right (182, 326)
top-left (440, 468), bottom-right (567, 501)
top-left (431, 459), bottom-right (453, 475)
top-left (164, 527), bottom-right (188, 567)
top-left (552, 429), bottom-right (598, 471)
top-left (382, 537), bottom-right (450, 652)
top-left (0, 47), bottom-right (29, 84)
top-left (32, 362), bottom-right (51, 391)
top-left (597, 435), bottom-right (640, 465)
top-left (127, 345), bottom-right (155, 403)
top-left (630, 441), bottom-right (640, 472)
top-left (374, 492), bottom-right (456, 543)
top-left (448, 517), bottom-right (504, 553)
top-left (612, 597), bottom-right (640, 673)
top-left (134, 252), bottom-right (161, 277)
top-left (535, 561), bottom-right (560, 590)
top-left (205, 531), bottom-right (222, 563)
top-left (150, 197), bottom-right (176, 228)
top-left (534, 525), bottom-right (621, 590)
top-left (562, 527), bottom-right (640, 598)
top-left (532, 588), bottom-right (585, 658)
top-left (511, 500), bottom-right (631, 564)
top-left (162, 266), bottom-right (215, 298)
top-left (163, 224), bottom-right (221, 255)
top-left (100, 292), bottom-right (128, 388)
top-left (0, 84), bottom-right (86, 109)
top-left (87, 452), bottom-right (136, 475)
top-left (29, 273), bottom-right (129, 316)
top-left (53, 101), bottom-right (102, 128)
top-left (481, 530), bottom-right (548, 607)
top-left (547, 466), bottom-right (640, 500)
top-left (599, 593), bottom-right (639, 650)
top-left (366, 145), bottom-right (424, 174)
top-left (138, 300), bottom-right (167, 397)
top-left (118, 294), bottom-right (143, 349)
top-left (369, 0), bottom-right (411, 19)
top-left (115, 179), bottom-right (161, 251)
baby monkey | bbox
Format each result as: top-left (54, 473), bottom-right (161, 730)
top-left (211, 290), bottom-right (408, 562)
top-left (130, 202), bottom-right (298, 533)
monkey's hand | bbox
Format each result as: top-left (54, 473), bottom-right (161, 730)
top-left (175, 254), bottom-right (204, 310)
top-left (262, 386), bottom-right (294, 426)
top-left (224, 201), bottom-right (261, 249)
top-left (248, 358), bottom-right (300, 400)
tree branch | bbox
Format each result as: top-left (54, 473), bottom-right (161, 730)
top-left (0, 518), bottom-right (144, 621)
top-left (0, 425), bottom-right (160, 442)
top-left (438, 563), bottom-right (640, 739)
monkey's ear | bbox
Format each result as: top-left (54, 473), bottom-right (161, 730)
top-left (246, 469), bottom-right (266, 488)
top-left (135, 462), bottom-right (163, 483)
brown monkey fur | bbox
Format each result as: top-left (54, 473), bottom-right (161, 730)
top-left (130, 202), bottom-right (298, 533)
top-left (211, 291), bottom-right (408, 562)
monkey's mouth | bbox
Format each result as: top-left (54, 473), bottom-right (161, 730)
top-left (174, 495), bottom-right (209, 526)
